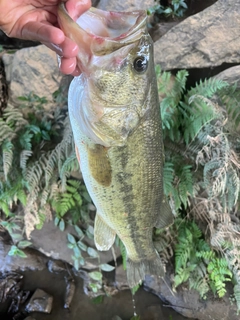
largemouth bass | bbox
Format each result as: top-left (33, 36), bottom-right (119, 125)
top-left (58, 3), bottom-right (173, 288)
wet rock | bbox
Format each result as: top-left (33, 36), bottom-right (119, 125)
top-left (47, 260), bottom-right (67, 274)
top-left (0, 241), bottom-right (47, 273)
top-left (97, 0), bottom-right (153, 11)
top-left (25, 288), bottom-right (53, 314)
top-left (2, 45), bottom-right (68, 109)
top-left (144, 274), bottom-right (238, 320)
top-left (0, 272), bottom-right (23, 303)
top-left (8, 290), bottom-right (30, 314)
top-left (0, 272), bottom-right (30, 315)
top-left (154, 0), bottom-right (240, 70)
top-left (64, 277), bottom-right (75, 309)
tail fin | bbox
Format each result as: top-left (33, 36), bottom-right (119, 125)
top-left (126, 250), bottom-right (165, 288)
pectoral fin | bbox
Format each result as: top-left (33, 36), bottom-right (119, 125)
top-left (94, 214), bottom-right (116, 251)
top-left (155, 197), bottom-right (174, 229)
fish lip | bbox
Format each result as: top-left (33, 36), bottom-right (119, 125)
top-left (88, 7), bottom-right (147, 41)
top-left (58, 3), bottom-right (147, 44)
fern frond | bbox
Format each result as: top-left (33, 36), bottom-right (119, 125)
top-left (3, 104), bottom-right (28, 128)
top-left (187, 78), bottom-right (229, 98)
top-left (20, 150), bottom-right (33, 171)
top-left (189, 270), bottom-right (209, 299)
top-left (0, 119), bottom-right (15, 144)
top-left (44, 116), bottom-right (74, 187)
top-left (218, 83), bottom-right (240, 130)
top-left (163, 162), bottom-right (174, 196)
top-left (174, 70), bottom-right (188, 97)
top-left (181, 98), bottom-right (218, 145)
top-left (24, 196), bottom-right (40, 239)
top-left (234, 284), bottom-right (240, 311)
top-left (59, 153), bottom-right (79, 191)
top-left (2, 140), bottom-right (13, 180)
top-left (26, 159), bottom-right (44, 193)
top-left (177, 164), bottom-right (193, 208)
top-left (19, 130), bottom-right (33, 150)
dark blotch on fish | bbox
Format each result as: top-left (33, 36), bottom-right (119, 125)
top-left (88, 144), bottom-right (112, 187)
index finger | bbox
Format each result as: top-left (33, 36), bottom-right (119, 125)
top-left (22, 21), bottom-right (65, 44)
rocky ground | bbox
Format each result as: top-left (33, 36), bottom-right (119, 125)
top-left (1, 0), bottom-right (240, 319)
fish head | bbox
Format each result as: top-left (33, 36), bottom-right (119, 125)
top-left (58, 4), bottom-right (156, 146)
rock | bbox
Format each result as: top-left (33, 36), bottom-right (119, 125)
top-left (97, 0), bottom-right (153, 11)
top-left (144, 274), bottom-right (239, 320)
top-left (154, 0), bottom-right (240, 70)
top-left (212, 66), bottom-right (240, 135)
top-left (47, 260), bottom-right (67, 274)
top-left (24, 317), bottom-right (37, 320)
top-left (30, 220), bottom-right (119, 271)
top-left (2, 45), bottom-right (68, 109)
top-left (149, 22), bottom-right (179, 42)
top-left (214, 65), bottom-right (240, 87)
top-left (115, 265), bottom-right (128, 291)
top-left (64, 277), bottom-right (76, 309)
top-left (0, 272), bottom-right (23, 302)
top-left (0, 241), bottom-right (47, 273)
top-left (25, 288), bottom-right (53, 314)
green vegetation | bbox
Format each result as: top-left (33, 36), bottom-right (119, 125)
top-left (0, 90), bottom-right (115, 295)
top-left (148, 0), bottom-right (188, 18)
top-left (173, 219), bottom-right (232, 299)
top-left (156, 65), bottom-right (240, 308)
top-left (1, 58), bottom-right (240, 309)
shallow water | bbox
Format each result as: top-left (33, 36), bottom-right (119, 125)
top-left (0, 269), bottom-right (197, 320)
top-left (0, 268), bottom-right (196, 320)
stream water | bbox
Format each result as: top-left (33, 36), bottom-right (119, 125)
top-left (0, 267), bottom-right (196, 320)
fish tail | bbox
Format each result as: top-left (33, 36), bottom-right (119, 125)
top-left (126, 250), bottom-right (165, 288)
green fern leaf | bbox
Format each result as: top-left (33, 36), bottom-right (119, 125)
top-left (2, 140), bottom-right (13, 180)
top-left (187, 78), bottom-right (229, 98)
top-left (163, 162), bottom-right (174, 196)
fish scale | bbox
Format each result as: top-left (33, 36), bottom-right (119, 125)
top-left (58, 3), bottom-right (174, 287)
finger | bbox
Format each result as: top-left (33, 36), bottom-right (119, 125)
top-left (66, 0), bottom-right (92, 20)
top-left (42, 37), bottom-right (78, 58)
top-left (22, 21), bottom-right (65, 44)
top-left (59, 56), bottom-right (77, 75)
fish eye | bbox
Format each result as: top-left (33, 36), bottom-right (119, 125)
top-left (133, 56), bottom-right (148, 73)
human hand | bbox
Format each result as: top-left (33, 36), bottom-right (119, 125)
top-left (0, 0), bottom-right (91, 75)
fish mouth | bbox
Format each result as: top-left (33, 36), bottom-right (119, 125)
top-left (58, 3), bottom-right (147, 66)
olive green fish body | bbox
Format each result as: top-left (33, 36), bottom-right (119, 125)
top-left (59, 3), bottom-right (173, 287)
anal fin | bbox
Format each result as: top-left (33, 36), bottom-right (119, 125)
top-left (94, 213), bottom-right (116, 251)
top-left (155, 197), bottom-right (174, 229)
